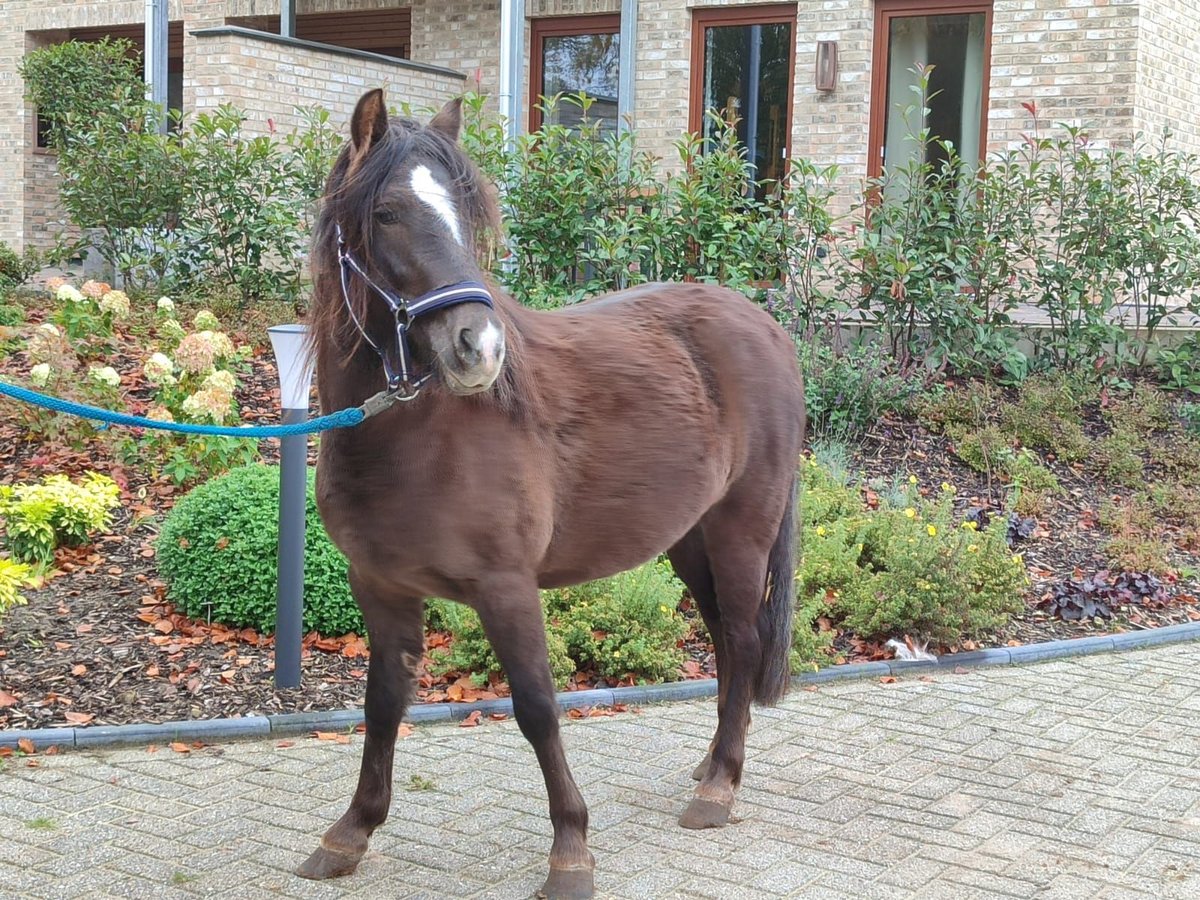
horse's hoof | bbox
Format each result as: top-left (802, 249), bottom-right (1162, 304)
top-left (536, 867), bottom-right (595, 899)
top-left (690, 753), bottom-right (711, 781)
top-left (295, 845), bottom-right (362, 880)
top-left (679, 797), bottom-right (731, 830)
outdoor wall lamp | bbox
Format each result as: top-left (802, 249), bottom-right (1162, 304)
top-left (816, 41), bottom-right (838, 92)
top-left (268, 323), bottom-right (315, 690)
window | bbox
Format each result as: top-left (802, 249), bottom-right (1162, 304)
top-left (869, 0), bottom-right (993, 177)
top-left (224, 10), bottom-right (413, 59)
top-left (690, 5), bottom-right (796, 193)
top-left (530, 15), bottom-right (621, 133)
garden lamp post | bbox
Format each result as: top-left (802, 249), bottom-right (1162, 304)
top-left (268, 324), bottom-right (315, 690)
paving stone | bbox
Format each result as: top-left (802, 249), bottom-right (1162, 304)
top-left (4, 644), bottom-right (1200, 897)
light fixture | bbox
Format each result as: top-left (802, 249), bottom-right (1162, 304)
top-left (816, 41), bottom-right (838, 93)
top-left (268, 323), bottom-right (315, 690)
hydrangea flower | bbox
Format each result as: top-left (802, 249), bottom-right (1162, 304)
top-left (29, 363), bottom-right (52, 387)
top-left (156, 297), bottom-right (175, 314)
top-left (181, 387), bottom-right (232, 424)
top-left (174, 333), bottom-right (218, 374)
top-left (146, 406), bottom-right (175, 423)
top-left (142, 352), bottom-right (176, 386)
top-left (159, 318), bottom-right (186, 342)
top-left (88, 365), bottom-right (121, 388)
top-left (201, 369), bottom-right (236, 394)
top-left (45, 276), bottom-right (66, 292)
top-left (204, 330), bottom-right (236, 360)
top-left (99, 290), bottom-right (131, 318)
top-left (56, 284), bottom-right (85, 304)
top-left (193, 310), bottom-right (221, 331)
top-left (81, 280), bottom-right (111, 299)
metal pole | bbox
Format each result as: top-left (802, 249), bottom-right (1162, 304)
top-left (499, 0), bottom-right (525, 152)
top-left (274, 411), bottom-right (307, 689)
top-left (617, 0), bottom-right (638, 136)
top-left (746, 24), bottom-right (762, 180)
top-left (280, 0), bottom-right (297, 39)
top-left (144, 0), bottom-right (169, 134)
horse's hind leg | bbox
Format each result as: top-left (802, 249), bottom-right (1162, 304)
top-left (298, 572), bottom-right (424, 880)
top-left (679, 504), bottom-right (776, 830)
top-left (667, 527), bottom-right (725, 782)
top-left (477, 577), bottom-right (594, 900)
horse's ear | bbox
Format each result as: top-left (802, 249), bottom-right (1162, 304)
top-left (350, 89), bottom-right (389, 157)
top-left (429, 97), bottom-right (463, 142)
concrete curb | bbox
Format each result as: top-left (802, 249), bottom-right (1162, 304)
top-left (6, 620), bottom-right (1200, 751)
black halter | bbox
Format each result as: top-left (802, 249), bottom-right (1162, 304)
top-left (336, 223), bottom-right (495, 398)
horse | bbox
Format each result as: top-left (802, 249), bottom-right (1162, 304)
top-left (298, 88), bottom-right (806, 899)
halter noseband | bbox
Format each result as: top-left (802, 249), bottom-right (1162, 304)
top-left (336, 223), bottom-right (495, 399)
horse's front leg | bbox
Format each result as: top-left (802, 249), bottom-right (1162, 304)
top-left (297, 572), bottom-right (424, 880)
top-left (478, 578), bottom-right (595, 900)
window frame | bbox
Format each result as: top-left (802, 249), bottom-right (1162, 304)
top-left (688, 3), bottom-right (797, 166)
top-left (528, 14), bottom-right (621, 132)
top-left (868, 0), bottom-right (994, 179)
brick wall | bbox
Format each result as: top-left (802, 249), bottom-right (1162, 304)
top-left (188, 27), bottom-right (465, 136)
top-left (1135, 0), bottom-right (1200, 155)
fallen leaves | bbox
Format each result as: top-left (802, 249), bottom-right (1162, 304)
top-left (313, 731), bottom-right (351, 744)
top-left (63, 711), bottom-right (95, 725)
top-left (459, 710), bottom-right (482, 728)
top-left (0, 690), bottom-right (18, 708)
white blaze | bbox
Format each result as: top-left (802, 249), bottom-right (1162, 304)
top-left (479, 321), bottom-right (503, 362)
top-left (410, 164), bottom-right (463, 245)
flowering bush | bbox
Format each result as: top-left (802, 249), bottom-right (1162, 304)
top-left (800, 459), bottom-right (1028, 647)
top-left (120, 302), bottom-right (257, 485)
top-left (48, 278), bottom-right (129, 356)
top-left (0, 472), bottom-right (121, 565)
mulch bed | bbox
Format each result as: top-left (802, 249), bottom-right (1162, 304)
top-left (2, 315), bottom-right (1198, 730)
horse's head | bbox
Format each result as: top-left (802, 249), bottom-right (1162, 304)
top-left (319, 89), bottom-right (505, 396)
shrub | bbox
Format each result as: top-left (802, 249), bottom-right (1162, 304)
top-left (1092, 431), bottom-right (1144, 487)
top-left (430, 560), bottom-right (687, 688)
top-left (915, 384), bottom-right (993, 436)
top-left (798, 338), bottom-right (919, 442)
top-left (0, 242), bottom-right (39, 295)
top-left (1103, 384), bottom-right (1173, 436)
top-left (0, 558), bottom-right (35, 619)
top-left (0, 472), bottom-right (120, 564)
top-left (1000, 373), bottom-right (1089, 461)
top-left (800, 465), bottom-right (1027, 647)
top-left (156, 465), bottom-right (358, 635)
top-left (430, 601), bottom-right (575, 689)
top-left (950, 425), bottom-right (1013, 475)
top-left (545, 561), bottom-right (688, 683)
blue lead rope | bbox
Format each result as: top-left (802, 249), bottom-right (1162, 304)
top-left (0, 380), bottom-right (387, 438)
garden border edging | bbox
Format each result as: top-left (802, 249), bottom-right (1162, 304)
top-left (6, 621), bottom-right (1200, 751)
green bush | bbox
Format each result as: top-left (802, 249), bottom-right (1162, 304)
top-left (0, 472), bottom-right (120, 564)
top-left (0, 242), bottom-right (39, 295)
top-left (0, 558), bottom-right (35, 619)
top-left (799, 339), bottom-right (919, 441)
top-left (430, 560), bottom-right (687, 688)
top-left (156, 465), bottom-right (358, 635)
top-left (545, 561), bottom-right (688, 683)
top-left (800, 462), bottom-right (1027, 647)
top-left (429, 601), bottom-right (575, 689)
top-left (1000, 373), bottom-right (1089, 461)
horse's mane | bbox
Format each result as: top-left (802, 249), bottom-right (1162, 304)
top-left (308, 116), bottom-right (537, 419)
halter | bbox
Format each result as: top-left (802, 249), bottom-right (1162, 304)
top-left (336, 223), bottom-right (495, 400)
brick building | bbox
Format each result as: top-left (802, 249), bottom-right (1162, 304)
top-left (3, 0), bottom-right (1199, 254)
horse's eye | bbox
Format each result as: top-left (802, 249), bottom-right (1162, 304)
top-left (375, 209), bottom-right (400, 225)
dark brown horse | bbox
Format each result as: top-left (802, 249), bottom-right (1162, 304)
top-left (299, 89), bottom-right (805, 899)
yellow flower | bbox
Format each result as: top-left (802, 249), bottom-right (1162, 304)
top-left (658, 605), bottom-right (669, 614)
top-left (968, 544), bottom-right (979, 553)
top-left (926, 525), bottom-right (937, 537)
top-left (941, 482), bottom-right (953, 492)
top-left (816, 525), bottom-right (827, 537)
top-left (612, 650), bottom-right (621, 658)
top-left (962, 521), bottom-right (978, 531)
top-left (908, 475), bottom-right (918, 484)
top-left (904, 508), bottom-right (917, 519)
top-left (1012, 553), bottom-right (1024, 566)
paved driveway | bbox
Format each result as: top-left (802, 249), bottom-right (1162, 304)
top-left (2, 644), bottom-right (1199, 898)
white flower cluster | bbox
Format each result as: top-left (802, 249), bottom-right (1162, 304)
top-left (142, 352), bottom-right (176, 386)
top-left (181, 387), bottom-right (232, 424)
top-left (88, 365), bottom-right (121, 388)
top-left (98, 290), bottom-right (130, 318)
top-left (29, 363), bottom-right (52, 387)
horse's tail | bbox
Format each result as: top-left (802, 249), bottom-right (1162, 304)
top-left (755, 474), bottom-right (797, 707)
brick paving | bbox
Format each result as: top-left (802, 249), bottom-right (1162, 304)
top-left (3, 645), bottom-right (1200, 898)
